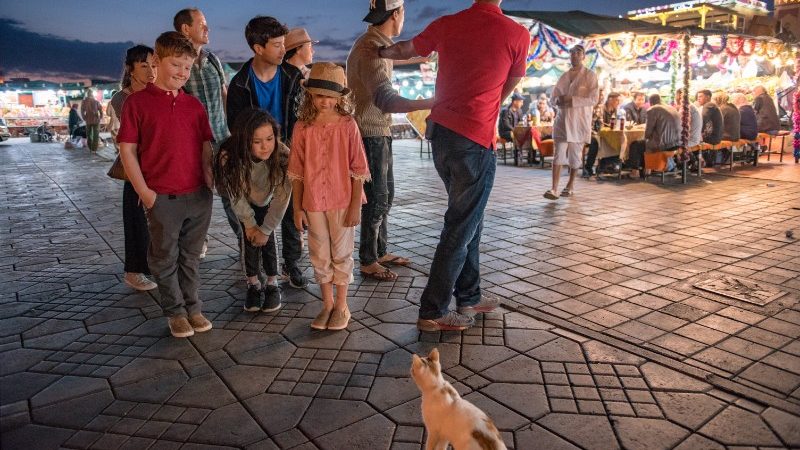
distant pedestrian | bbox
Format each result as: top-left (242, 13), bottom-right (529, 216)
top-left (545, 45), bottom-right (598, 200)
top-left (213, 109), bottom-right (292, 314)
top-left (379, 0), bottom-right (529, 331)
top-left (175, 7), bottom-right (235, 259)
top-left (80, 88), bottom-right (103, 152)
top-left (68, 104), bottom-right (81, 135)
top-left (288, 62), bottom-right (370, 331)
top-left (107, 44), bottom-right (158, 292)
top-left (118, 32), bottom-right (214, 338)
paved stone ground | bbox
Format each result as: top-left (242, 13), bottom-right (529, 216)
top-left (1, 138), bottom-right (799, 450)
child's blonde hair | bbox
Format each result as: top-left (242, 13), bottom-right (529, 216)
top-left (296, 91), bottom-right (354, 123)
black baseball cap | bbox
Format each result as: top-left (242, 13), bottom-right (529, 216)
top-left (363, 0), bottom-right (404, 24)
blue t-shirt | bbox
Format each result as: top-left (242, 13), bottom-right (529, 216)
top-left (250, 65), bottom-right (283, 126)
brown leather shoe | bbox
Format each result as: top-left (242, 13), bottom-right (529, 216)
top-left (168, 316), bottom-right (194, 338)
top-left (188, 313), bottom-right (212, 333)
top-left (311, 308), bottom-right (332, 330)
top-left (327, 309), bottom-right (351, 331)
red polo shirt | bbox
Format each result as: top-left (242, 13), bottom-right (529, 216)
top-left (412, 2), bottom-right (530, 149)
top-left (117, 83), bottom-right (213, 194)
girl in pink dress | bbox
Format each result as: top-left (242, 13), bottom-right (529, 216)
top-left (288, 62), bottom-right (370, 331)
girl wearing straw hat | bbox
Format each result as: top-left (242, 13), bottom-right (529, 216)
top-left (288, 62), bottom-right (371, 331)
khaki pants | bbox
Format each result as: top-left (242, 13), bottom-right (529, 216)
top-left (306, 209), bottom-right (354, 285)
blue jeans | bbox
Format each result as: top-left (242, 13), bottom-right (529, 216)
top-left (418, 124), bottom-right (496, 320)
top-left (359, 136), bottom-right (394, 265)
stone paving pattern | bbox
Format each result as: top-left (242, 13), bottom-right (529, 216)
top-left (1, 139), bottom-right (799, 449)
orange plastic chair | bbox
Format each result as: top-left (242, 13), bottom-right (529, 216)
top-left (538, 139), bottom-right (554, 168)
top-left (644, 151), bottom-right (674, 183)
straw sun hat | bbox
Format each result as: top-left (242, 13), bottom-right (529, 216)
top-left (304, 62), bottom-right (351, 97)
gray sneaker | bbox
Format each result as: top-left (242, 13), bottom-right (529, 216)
top-left (457, 295), bottom-right (501, 317)
top-left (417, 311), bottom-right (475, 332)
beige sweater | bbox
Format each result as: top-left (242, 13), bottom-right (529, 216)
top-left (346, 26), bottom-right (396, 137)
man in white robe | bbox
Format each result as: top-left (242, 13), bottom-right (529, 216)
top-left (545, 45), bottom-right (598, 199)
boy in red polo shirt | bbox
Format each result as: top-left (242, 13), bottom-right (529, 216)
top-left (118, 31), bottom-right (215, 338)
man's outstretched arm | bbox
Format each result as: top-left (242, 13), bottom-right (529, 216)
top-left (378, 40), bottom-right (418, 61)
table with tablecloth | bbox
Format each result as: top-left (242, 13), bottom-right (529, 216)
top-left (596, 126), bottom-right (646, 161)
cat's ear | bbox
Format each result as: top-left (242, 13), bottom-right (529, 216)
top-left (428, 347), bottom-right (440, 362)
top-left (411, 354), bottom-right (423, 369)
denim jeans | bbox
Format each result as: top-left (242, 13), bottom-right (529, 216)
top-left (359, 136), bottom-right (394, 266)
top-left (418, 124), bottom-right (496, 320)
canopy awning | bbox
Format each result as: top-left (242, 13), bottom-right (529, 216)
top-left (503, 10), bottom-right (684, 39)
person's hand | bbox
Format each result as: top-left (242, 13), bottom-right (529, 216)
top-left (141, 188), bottom-right (157, 209)
top-left (344, 205), bottom-right (361, 227)
top-left (293, 209), bottom-right (308, 233)
top-left (245, 226), bottom-right (259, 243)
top-left (204, 166), bottom-right (214, 190)
top-left (251, 229), bottom-right (268, 247)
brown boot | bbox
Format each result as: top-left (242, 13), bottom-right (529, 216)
top-left (168, 316), bottom-right (194, 338)
top-left (188, 313), bottom-right (212, 333)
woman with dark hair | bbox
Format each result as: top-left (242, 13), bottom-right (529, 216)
top-left (108, 45), bottom-right (158, 291)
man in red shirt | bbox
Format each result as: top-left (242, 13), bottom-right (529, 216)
top-left (118, 32), bottom-right (215, 339)
top-left (380, 0), bottom-right (529, 331)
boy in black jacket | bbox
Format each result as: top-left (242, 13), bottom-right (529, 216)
top-left (227, 16), bottom-right (307, 288)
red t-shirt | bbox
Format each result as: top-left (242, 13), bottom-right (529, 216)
top-left (413, 3), bottom-right (530, 149)
top-left (117, 83), bottom-right (213, 194)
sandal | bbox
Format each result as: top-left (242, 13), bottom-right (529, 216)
top-left (359, 268), bottom-right (398, 281)
top-left (379, 255), bottom-right (410, 266)
top-left (560, 189), bottom-right (573, 197)
top-left (543, 190), bottom-right (559, 200)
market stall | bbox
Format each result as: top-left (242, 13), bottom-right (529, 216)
top-left (503, 9), bottom-right (798, 178)
top-left (0, 81), bottom-right (111, 137)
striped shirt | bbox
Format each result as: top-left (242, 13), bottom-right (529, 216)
top-left (183, 49), bottom-right (230, 145)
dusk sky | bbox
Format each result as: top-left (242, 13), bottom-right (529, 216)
top-left (0, 0), bottom-right (776, 80)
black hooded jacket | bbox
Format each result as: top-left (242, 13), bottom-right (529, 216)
top-left (227, 58), bottom-right (303, 143)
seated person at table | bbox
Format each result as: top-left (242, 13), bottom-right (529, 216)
top-left (498, 92), bottom-right (524, 142)
top-left (37, 122), bottom-right (54, 141)
top-left (675, 88), bottom-right (702, 169)
top-left (732, 93), bottom-right (758, 140)
top-left (627, 94), bottom-right (681, 178)
top-left (583, 92), bottom-right (621, 176)
top-left (752, 85), bottom-right (780, 133)
top-left (697, 89), bottom-right (723, 167)
top-left (715, 91), bottom-right (740, 164)
top-left (715, 91), bottom-right (740, 142)
top-left (536, 97), bottom-right (555, 123)
top-left (622, 91), bottom-right (647, 125)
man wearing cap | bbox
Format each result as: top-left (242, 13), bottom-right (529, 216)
top-left (378, 0), bottom-right (530, 331)
top-left (284, 28), bottom-right (318, 78)
top-left (347, 0), bottom-right (434, 282)
top-left (175, 8), bottom-right (236, 257)
top-left (499, 92), bottom-right (524, 143)
top-left (227, 16), bottom-right (308, 289)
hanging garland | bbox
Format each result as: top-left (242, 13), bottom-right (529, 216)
top-left (679, 33), bottom-right (691, 163)
top-left (670, 48), bottom-right (680, 102)
top-left (653, 39), bottom-right (679, 63)
top-left (701, 35), bottom-right (728, 55)
top-left (793, 51), bottom-right (800, 162)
